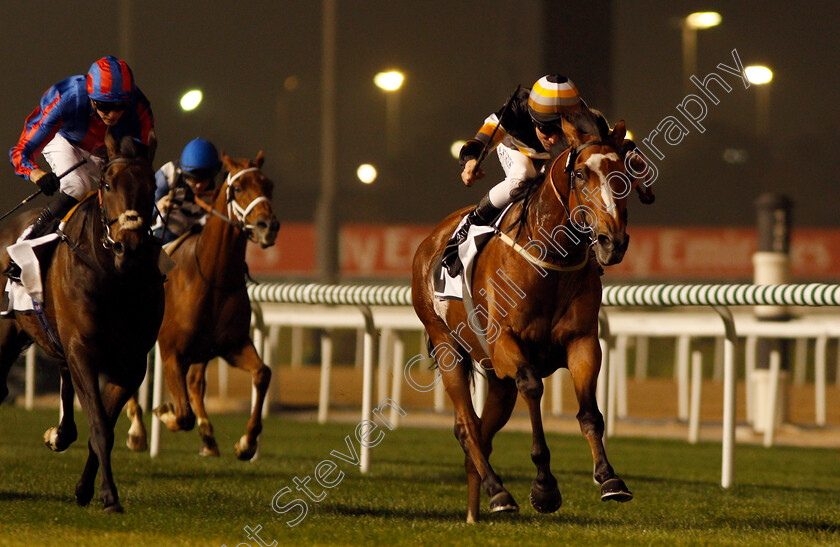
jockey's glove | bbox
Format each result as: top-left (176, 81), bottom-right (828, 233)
top-left (35, 172), bottom-right (60, 196)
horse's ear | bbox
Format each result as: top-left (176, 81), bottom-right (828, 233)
top-left (611, 120), bottom-right (627, 144)
top-left (255, 150), bottom-right (265, 169)
top-left (105, 130), bottom-right (119, 159)
top-left (146, 129), bottom-right (157, 163)
top-left (222, 152), bottom-right (235, 171)
top-left (560, 118), bottom-right (582, 148)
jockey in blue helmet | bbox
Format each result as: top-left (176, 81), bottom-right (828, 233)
top-left (5, 56), bottom-right (154, 281)
top-left (152, 138), bottom-right (223, 243)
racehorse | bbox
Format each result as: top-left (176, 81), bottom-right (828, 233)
top-left (412, 119), bottom-right (654, 522)
top-left (0, 132), bottom-right (164, 512)
top-left (124, 151), bottom-right (279, 459)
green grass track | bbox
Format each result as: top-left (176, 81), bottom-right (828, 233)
top-left (0, 407), bottom-right (839, 546)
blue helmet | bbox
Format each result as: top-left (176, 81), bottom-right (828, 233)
top-left (179, 138), bottom-right (221, 178)
top-left (86, 56), bottom-right (135, 102)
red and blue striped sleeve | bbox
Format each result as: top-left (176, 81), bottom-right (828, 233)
top-left (9, 85), bottom-right (66, 180)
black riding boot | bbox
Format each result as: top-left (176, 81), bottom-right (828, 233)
top-left (441, 194), bottom-right (502, 277)
top-left (4, 192), bottom-right (79, 281)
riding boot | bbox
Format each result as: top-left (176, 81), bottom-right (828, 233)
top-left (3, 192), bottom-right (78, 282)
top-left (441, 194), bottom-right (502, 277)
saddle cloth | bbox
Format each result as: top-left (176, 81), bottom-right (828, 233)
top-left (433, 205), bottom-right (511, 301)
top-left (2, 224), bottom-right (62, 315)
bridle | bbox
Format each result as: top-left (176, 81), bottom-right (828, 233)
top-left (98, 156), bottom-right (149, 249)
top-left (195, 166), bottom-right (273, 243)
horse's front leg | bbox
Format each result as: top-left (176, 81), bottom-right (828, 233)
top-left (186, 361), bottom-right (219, 456)
top-left (67, 348), bottom-right (119, 510)
top-left (514, 365), bottom-right (563, 513)
top-left (44, 363), bottom-right (78, 452)
top-left (154, 350), bottom-right (196, 432)
top-left (225, 342), bottom-right (271, 461)
top-left (566, 334), bottom-right (633, 502)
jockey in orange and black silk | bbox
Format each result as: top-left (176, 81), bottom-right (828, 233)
top-left (442, 75), bottom-right (610, 277)
top-left (8, 56), bottom-right (154, 246)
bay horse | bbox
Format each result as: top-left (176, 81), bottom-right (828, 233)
top-left (0, 132), bottom-right (164, 512)
top-left (412, 119), bottom-right (653, 522)
top-left (124, 151), bottom-right (279, 459)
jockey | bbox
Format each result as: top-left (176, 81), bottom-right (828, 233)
top-left (152, 138), bottom-right (222, 243)
top-left (8, 56), bottom-right (154, 243)
top-left (442, 74), bottom-right (609, 276)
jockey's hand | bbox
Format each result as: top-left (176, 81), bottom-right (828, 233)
top-left (32, 170), bottom-right (60, 196)
top-left (461, 159), bottom-right (485, 187)
top-left (157, 195), bottom-right (172, 215)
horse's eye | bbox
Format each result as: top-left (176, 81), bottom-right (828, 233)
top-left (575, 171), bottom-right (585, 181)
top-left (233, 185), bottom-right (242, 194)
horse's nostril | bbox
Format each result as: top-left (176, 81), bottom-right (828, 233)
top-left (257, 221), bottom-right (268, 230)
top-left (597, 234), bottom-right (612, 248)
top-left (113, 242), bottom-right (125, 255)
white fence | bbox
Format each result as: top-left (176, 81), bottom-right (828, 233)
top-left (29, 283), bottom-right (833, 483)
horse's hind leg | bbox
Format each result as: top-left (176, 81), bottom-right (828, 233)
top-left (44, 364), bottom-right (78, 452)
top-left (567, 335), bottom-right (632, 502)
top-left (432, 331), bottom-right (515, 522)
top-left (515, 365), bottom-right (563, 513)
top-left (225, 343), bottom-right (271, 461)
top-left (464, 370), bottom-right (518, 522)
top-left (186, 361), bottom-right (219, 456)
top-left (0, 321), bottom-right (30, 404)
top-left (124, 394), bottom-right (148, 452)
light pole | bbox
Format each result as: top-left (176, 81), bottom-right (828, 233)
top-left (374, 70), bottom-right (404, 159)
top-left (681, 12), bottom-right (721, 94)
top-left (316, 0), bottom-right (338, 283)
top-left (745, 65), bottom-right (773, 139)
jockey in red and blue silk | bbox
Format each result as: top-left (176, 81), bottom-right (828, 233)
top-left (4, 56), bottom-right (154, 281)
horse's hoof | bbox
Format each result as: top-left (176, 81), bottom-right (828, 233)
top-left (43, 427), bottom-right (60, 451)
top-left (200, 443), bottom-right (220, 457)
top-left (153, 403), bottom-right (179, 430)
top-left (126, 434), bottom-right (148, 452)
top-left (43, 427), bottom-right (76, 452)
top-left (103, 502), bottom-right (124, 513)
top-left (530, 484), bottom-right (562, 514)
top-left (75, 484), bottom-right (94, 507)
top-left (489, 491), bottom-right (519, 513)
top-left (234, 435), bottom-right (257, 461)
top-left (600, 477), bottom-right (633, 502)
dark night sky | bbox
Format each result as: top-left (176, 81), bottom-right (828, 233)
top-left (1, 1), bottom-right (838, 228)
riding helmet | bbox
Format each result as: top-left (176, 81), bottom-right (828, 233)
top-left (86, 56), bottom-right (136, 102)
top-left (527, 75), bottom-right (581, 124)
top-left (179, 138), bottom-right (222, 179)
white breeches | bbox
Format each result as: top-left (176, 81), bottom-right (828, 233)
top-left (487, 141), bottom-right (538, 208)
top-left (41, 134), bottom-right (105, 200)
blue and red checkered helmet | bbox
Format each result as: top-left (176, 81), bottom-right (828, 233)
top-left (86, 56), bottom-right (135, 102)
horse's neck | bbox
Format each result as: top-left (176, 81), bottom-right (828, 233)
top-left (520, 174), bottom-right (587, 261)
top-left (196, 189), bottom-right (248, 276)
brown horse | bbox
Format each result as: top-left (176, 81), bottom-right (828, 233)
top-left (124, 152), bottom-right (279, 459)
top-left (0, 132), bottom-right (163, 512)
top-left (412, 119), bottom-right (653, 522)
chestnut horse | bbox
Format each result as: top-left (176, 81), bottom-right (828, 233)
top-left (412, 119), bottom-right (653, 522)
top-left (124, 152), bottom-right (279, 459)
top-left (0, 132), bottom-right (163, 512)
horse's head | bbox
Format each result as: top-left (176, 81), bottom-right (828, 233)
top-left (220, 152), bottom-right (279, 248)
top-left (101, 130), bottom-right (158, 274)
top-left (549, 119), bottom-right (651, 266)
